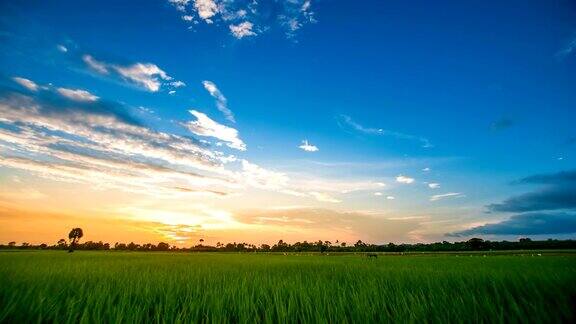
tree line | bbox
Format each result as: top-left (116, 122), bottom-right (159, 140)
top-left (2, 233), bottom-right (575, 252)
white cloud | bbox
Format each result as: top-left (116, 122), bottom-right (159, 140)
top-left (168, 90), bottom-right (176, 95)
top-left (229, 21), bottom-right (257, 39)
top-left (0, 92), bottom-right (235, 198)
top-left (168, 0), bottom-right (316, 40)
top-left (386, 196), bottom-right (395, 200)
top-left (170, 81), bottom-right (186, 88)
top-left (396, 175), bottom-right (415, 184)
top-left (422, 167), bottom-right (430, 172)
top-left (298, 140), bottom-right (318, 152)
top-left (374, 192), bottom-right (383, 196)
top-left (428, 183), bottom-right (440, 189)
top-left (202, 81), bottom-right (235, 123)
top-left (338, 115), bottom-right (433, 148)
top-left (309, 191), bottom-right (341, 203)
top-left (430, 192), bottom-right (464, 202)
top-left (56, 88), bottom-right (99, 102)
top-left (12, 77), bottom-right (39, 92)
top-left (185, 110), bottom-right (246, 151)
top-left (82, 55), bottom-right (109, 74)
top-left (82, 54), bottom-right (183, 93)
top-left (57, 44), bottom-right (68, 53)
top-left (194, 0), bottom-right (218, 22)
top-left (241, 160), bottom-right (290, 191)
top-left (169, 0), bottom-right (190, 12)
top-left (114, 63), bottom-right (172, 92)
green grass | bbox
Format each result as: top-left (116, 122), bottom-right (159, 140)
top-left (1, 251), bottom-right (575, 323)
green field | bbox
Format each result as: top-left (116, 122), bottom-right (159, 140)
top-left (1, 251), bottom-right (575, 323)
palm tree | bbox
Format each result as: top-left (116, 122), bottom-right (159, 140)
top-left (68, 228), bottom-right (83, 253)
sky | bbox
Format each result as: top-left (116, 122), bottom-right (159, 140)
top-left (0, 0), bottom-right (575, 246)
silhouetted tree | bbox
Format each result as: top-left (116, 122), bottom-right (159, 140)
top-left (466, 238), bottom-right (485, 251)
top-left (57, 239), bottom-right (67, 249)
top-left (8, 241), bottom-right (16, 247)
top-left (157, 242), bottom-right (170, 251)
top-left (68, 228), bottom-right (83, 252)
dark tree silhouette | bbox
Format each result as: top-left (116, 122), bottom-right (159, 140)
top-left (68, 228), bottom-right (83, 253)
top-left (57, 239), bottom-right (67, 249)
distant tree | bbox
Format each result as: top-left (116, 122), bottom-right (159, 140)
top-left (57, 239), bottom-right (67, 249)
top-left (260, 244), bottom-right (271, 251)
top-left (317, 240), bottom-right (328, 253)
top-left (199, 238), bottom-right (204, 246)
top-left (157, 242), bottom-right (170, 251)
top-left (341, 242), bottom-right (346, 247)
top-left (8, 241), bottom-right (16, 247)
top-left (467, 238), bottom-right (485, 251)
top-left (68, 228), bottom-right (83, 253)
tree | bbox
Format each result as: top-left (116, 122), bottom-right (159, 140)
top-left (467, 238), bottom-right (485, 251)
top-left (8, 241), bottom-right (16, 248)
top-left (57, 239), bottom-right (67, 249)
top-left (157, 242), bottom-right (170, 251)
top-left (68, 228), bottom-right (83, 253)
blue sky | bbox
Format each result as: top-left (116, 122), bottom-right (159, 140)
top-left (0, 0), bottom-right (575, 244)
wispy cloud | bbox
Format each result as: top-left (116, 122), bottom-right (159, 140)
top-left (396, 175), bottom-right (415, 184)
top-left (184, 110), bottom-right (246, 150)
top-left (202, 81), bottom-right (235, 123)
top-left (235, 207), bottom-right (420, 243)
top-left (82, 54), bottom-right (184, 92)
top-left (298, 140), bottom-right (318, 152)
top-left (0, 91), bottom-right (234, 197)
top-left (430, 192), bottom-right (464, 201)
top-left (488, 170), bottom-right (576, 212)
top-left (428, 183), bottom-right (440, 189)
top-left (230, 21), bottom-right (257, 39)
top-left (309, 191), bottom-right (341, 203)
top-left (82, 55), bottom-right (109, 74)
top-left (56, 44), bottom-right (68, 53)
top-left (338, 115), bottom-right (433, 148)
top-left (12, 77), bottom-right (39, 92)
top-left (168, 0), bottom-right (316, 39)
top-left (448, 212), bottom-right (576, 236)
top-left (56, 88), bottom-right (99, 102)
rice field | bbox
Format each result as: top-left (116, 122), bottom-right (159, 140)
top-left (0, 251), bottom-right (575, 323)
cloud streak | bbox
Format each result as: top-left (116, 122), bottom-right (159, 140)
top-left (298, 140), bottom-right (318, 152)
top-left (12, 77), bottom-right (39, 92)
top-left (184, 110), bottom-right (246, 151)
top-left (448, 212), bottom-right (576, 236)
top-left (488, 169), bottom-right (576, 212)
top-left (202, 81), bottom-right (235, 123)
top-left (82, 55), bottom-right (184, 92)
top-left (56, 88), bottom-right (99, 102)
top-left (430, 192), bottom-right (464, 201)
top-left (338, 115), bottom-right (433, 148)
